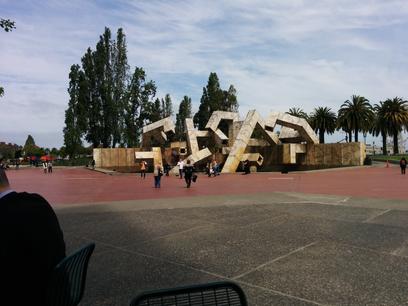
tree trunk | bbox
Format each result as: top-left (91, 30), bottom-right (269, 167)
top-left (319, 130), bottom-right (325, 144)
top-left (354, 128), bottom-right (358, 142)
top-left (382, 131), bottom-right (387, 155)
top-left (393, 131), bottom-right (399, 155)
top-left (348, 130), bottom-right (352, 143)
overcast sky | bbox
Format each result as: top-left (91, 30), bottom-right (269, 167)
top-left (1, 0), bottom-right (408, 148)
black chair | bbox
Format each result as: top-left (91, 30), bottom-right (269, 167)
top-left (46, 243), bottom-right (95, 306)
top-left (130, 281), bottom-right (248, 306)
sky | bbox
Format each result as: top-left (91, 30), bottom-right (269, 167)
top-left (1, 0), bottom-right (408, 149)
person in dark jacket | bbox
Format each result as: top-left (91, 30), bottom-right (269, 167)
top-left (184, 160), bottom-right (195, 188)
top-left (0, 169), bottom-right (66, 305)
top-left (400, 157), bottom-right (407, 175)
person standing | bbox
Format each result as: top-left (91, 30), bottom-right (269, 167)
top-left (153, 162), bottom-right (164, 188)
top-left (47, 160), bottom-right (53, 173)
top-left (91, 159), bottom-right (96, 170)
top-left (177, 158), bottom-right (185, 179)
top-left (42, 161), bottom-right (48, 174)
top-left (140, 160), bottom-right (147, 179)
top-left (0, 169), bottom-right (66, 305)
top-left (400, 157), bottom-right (407, 175)
top-left (184, 160), bottom-right (195, 188)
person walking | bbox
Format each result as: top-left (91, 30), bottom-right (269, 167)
top-left (140, 160), bottom-right (147, 179)
top-left (177, 158), bottom-right (185, 179)
top-left (153, 162), bottom-right (164, 188)
top-left (91, 159), bottom-right (95, 170)
top-left (400, 157), bottom-right (407, 175)
top-left (184, 160), bottom-right (195, 188)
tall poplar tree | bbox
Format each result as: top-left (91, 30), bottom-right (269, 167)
top-left (123, 67), bottom-right (156, 147)
top-left (193, 72), bottom-right (238, 129)
top-left (161, 94), bottom-right (173, 118)
top-left (175, 96), bottom-right (192, 141)
top-left (64, 64), bottom-right (85, 157)
top-left (111, 28), bottom-right (129, 147)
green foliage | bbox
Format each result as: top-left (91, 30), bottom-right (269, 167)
top-left (286, 107), bottom-right (308, 120)
top-left (0, 19), bottom-right (16, 32)
top-left (338, 95), bottom-right (373, 142)
top-left (54, 157), bottom-right (92, 167)
top-left (175, 96), bottom-right (192, 141)
top-left (0, 142), bottom-right (22, 159)
top-left (309, 107), bottom-right (337, 143)
top-left (161, 94), bottom-right (173, 118)
top-left (379, 97), bottom-right (408, 154)
top-left (64, 64), bottom-right (85, 158)
top-left (64, 27), bottom-right (157, 150)
top-left (0, 18), bottom-right (15, 99)
top-left (24, 135), bottom-right (36, 147)
top-left (193, 72), bottom-right (238, 129)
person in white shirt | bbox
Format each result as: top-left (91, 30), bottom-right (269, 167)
top-left (177, 158), bottom-right (185, 179)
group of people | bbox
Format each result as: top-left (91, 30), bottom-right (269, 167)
top-left (42, 161), bottom-right (53, 173)
top-left (139, 158), bottom-right (197, 188)
top-left (206, 160), bottom-right (220, 177)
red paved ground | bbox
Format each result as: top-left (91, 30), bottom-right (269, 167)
top-left (4, 165), bottom-right (408, 206)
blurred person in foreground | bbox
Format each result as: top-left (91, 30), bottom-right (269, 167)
top-left (0, 169), bottom-right (66, 305)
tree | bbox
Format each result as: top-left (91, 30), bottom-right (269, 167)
top-left (63, 64), bottom-right (85, 157)
top-left (309, 107), bottom-right (337, 143)
top-left (0, 19), bottom-right (16, 32)
top-left (338, 95), bottom-right (373, 142)
top-left (111, 28), bottom-right (129, 147)
top-left (175, 96), bottom-right (192, 141)
top-left (372, 101), bottom-right (389, 155)
top-left (1, 18), bottom-right (15, 98)
top-left (193, 72), bottom-right (238, 129)
top-left (381, 97), bottom-right (408, 154)
top-left (287, 107), bottom-right (308, 120)
top-left (122, 67), bottom-right (156, 147)
top-left (161, 94), bottom-right (173, 118)
top-left (24, 135), bottom-right (36, 147)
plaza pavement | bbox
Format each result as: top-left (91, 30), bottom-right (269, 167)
top-left (6, 165), bottom-right (408, 305)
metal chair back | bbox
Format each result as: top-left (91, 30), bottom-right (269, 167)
top-left (46, 243), bottom-right (95, 306)
top-left (130, 281), bottom-right (247, 306)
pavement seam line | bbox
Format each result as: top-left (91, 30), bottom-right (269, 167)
top-left (133, 225), bottom-right (212, 245)
top-left (391, 238), bottom-right (408, 256)
top-left (231, 241), bottom-right (318, 280)
top-left (331, 241), bottom-right (408, 259)
top-left (85, 237), bottom-right (227, 279)
top-left (236, 280), bottom-right (327, 306)
top-left (362, 209), bottom-right (392, 223)
top-left (278, 201), bottom-right (346, 206)
top-left (86, 237), bottom-right (326, 305)
top-left (239, 214), bottom-right (287, 228)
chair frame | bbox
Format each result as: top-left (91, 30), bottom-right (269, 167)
top-left (46, 242), bottom-right (95, 306)
top-left (130, 281), bottom-right (248, 306)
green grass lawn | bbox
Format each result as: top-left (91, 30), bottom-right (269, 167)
top-left (370, 155), bottom-right (407, 162)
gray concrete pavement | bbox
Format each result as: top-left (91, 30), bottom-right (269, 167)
top-left (56, 192), bottom-right (408, 305)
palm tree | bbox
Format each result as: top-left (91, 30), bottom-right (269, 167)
top-left (309, 107), bottom-right (337, 143)
top-left (372, 101), bottom-right (389, 155)
top-left (338, 95), bottom-right (373, 142)
top-left (337, 108), bottom-right (352, 142)
top-left (382, 97), bottom-right (408, 154)
top-left (287, 107), bottom-right (308, 120)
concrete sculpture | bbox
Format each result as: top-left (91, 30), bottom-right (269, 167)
top-left (94, 110), bottom-right (366, 173)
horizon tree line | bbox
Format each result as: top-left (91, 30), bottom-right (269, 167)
top-left (287, 96), bottom-right (408, 155)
